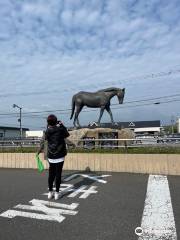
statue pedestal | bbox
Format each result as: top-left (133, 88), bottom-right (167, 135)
top-left (67, 127), bottom-right (135, 147)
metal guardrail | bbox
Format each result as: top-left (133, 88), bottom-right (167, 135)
top-left (0, 137), bottom-right (180, 148)
top-left (0, 139), bottom-right (41, 147)
top-left (75, 138), bottom-right (180, 149)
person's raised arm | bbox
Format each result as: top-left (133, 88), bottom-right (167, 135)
top-left (58, 121), bottom-right (70, 138)
top-left (37, 132), bottom-right (46, 155)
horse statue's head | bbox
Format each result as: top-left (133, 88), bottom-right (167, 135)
top-left (97, 87), bottom-right (125, 104)
top-left (116, 88), bottom-right (125, 104)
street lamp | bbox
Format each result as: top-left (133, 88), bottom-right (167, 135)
top-left (13, 104), bottom-right (22, 139)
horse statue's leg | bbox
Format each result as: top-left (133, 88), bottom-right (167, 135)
top-left (73, 109), bottom-right (78, 128)
top-left (74, 105), bottom-right (83, 127)
top-left (73, 116), bottom-right (76, 127)
top-left (105, 106), bottom-right (115, 124)
top-left (97, 106), bottom-right (105, 125)
top-left (76, 116), bottom-right (80, 127)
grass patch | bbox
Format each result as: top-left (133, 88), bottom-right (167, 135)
top-left (0, 147), bottom-right (38, 153)
top-left (69, 147), bottom-right (180, 154)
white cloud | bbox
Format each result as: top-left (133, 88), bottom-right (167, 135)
top-left (61, 10), bottom-right (73, 27)
top-left (0, 0), bottom-right (180, 128)
top-left (22, 3), bottom-right (50, 16)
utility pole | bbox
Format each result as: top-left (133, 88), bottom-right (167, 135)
top-left (171, 115), bottom-right (175, 134)
top-left (13, 104), bottom-right (22, 139)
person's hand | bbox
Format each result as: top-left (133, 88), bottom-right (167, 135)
top-left (57, 120), bottom-right (63, 126)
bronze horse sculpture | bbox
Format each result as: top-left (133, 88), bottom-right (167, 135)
top-left (70, 87), bottom-right (125, 127)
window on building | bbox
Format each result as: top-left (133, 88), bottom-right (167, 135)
top-left (0, 133), bottom-right (4, 138)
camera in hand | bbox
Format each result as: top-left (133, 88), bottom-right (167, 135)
top-left (57, 120), bottom-right (63, 126)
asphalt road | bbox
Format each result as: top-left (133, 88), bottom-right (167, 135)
top-left (0, 169), bottom-right (179, 240)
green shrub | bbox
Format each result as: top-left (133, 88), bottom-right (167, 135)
top-left (0, 146), bottom-right (179, 154)
top-left (69, 147), bottom-right (180, 154)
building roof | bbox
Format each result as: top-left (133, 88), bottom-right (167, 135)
top-left (80, 120), bottom-right (161, 129)
top-left (0, 126), bottom-right (29, 131)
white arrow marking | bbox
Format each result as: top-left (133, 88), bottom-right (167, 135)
top-left (137, 175), bottom-right (177, 239)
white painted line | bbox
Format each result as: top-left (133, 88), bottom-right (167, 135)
top-left (80, 174), bottom-right (110, 183)
top-left (79, 186), bottom-right (98, 199)
top-left (63, 174), bottom-right (111, 183)
top-left (15, 204), bottom-right (77, 216)
top-left (59, 184), bottom-right (74, 193)
top-left (138, 175), bottom-right (177, 239)
top-left (0, 210), bottom-right (65, 222)
top-left (68, 185), bottom-right (98, 199)
top-left (29, 199), bottom-right (79, 210)
top-left (43, 184), bottom-right (98, 199)
top-left (42, 184), bottom-right (74, 196)
top-left (0, 199), bottom-right (79, 223)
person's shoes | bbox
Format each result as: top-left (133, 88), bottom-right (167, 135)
top-left (48, 191), bottom-right (54, 200)
top-left (54, 192), bottom-right (62, 200)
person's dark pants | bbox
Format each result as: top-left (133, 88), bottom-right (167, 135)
top-left (48, 161), bottom-right (64, 192)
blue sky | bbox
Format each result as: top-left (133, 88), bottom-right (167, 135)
top-left (0, 0), bottom-right (180, 129)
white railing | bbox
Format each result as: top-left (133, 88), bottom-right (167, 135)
top-left (0, 137), bottom-right (180, 148)
top-left (74, 138), bottom-right (180, 148)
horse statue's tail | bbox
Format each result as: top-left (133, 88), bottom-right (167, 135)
top-left (70, 95), bottom-right (75, 119)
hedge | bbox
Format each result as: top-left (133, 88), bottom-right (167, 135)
top-left (0, 146), bottom-right (180, 154)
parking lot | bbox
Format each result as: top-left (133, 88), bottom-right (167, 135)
top-left (0, 169), bottom-right (180, 240)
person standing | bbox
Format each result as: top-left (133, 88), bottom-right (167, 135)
top-left (37, 114), bottom-right (70, 200)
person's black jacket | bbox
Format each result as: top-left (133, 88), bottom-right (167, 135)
top-left (44, 124), bottom-right (70, 159)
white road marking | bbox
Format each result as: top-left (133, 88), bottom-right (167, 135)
top-left (63, 174), bottom-right (111, 183)
top-left (0, 173), bottom-right (110, 223)
top-left (68, 186), bottom-right (98, 199)
top-left (43, 184), bottom-right (73, 196)
top-left (30, 199), bottom-right (78, 210)
top-left (138, 175), bottom-right (177, 240)
top-left (43, 184), bottom-right (98, 199)
top-left (0, 210), bottom-right (64, 222)
top-left (59, 183), bottom-right (74, 193)
top-left (0, 199), bottom-right (79, 223)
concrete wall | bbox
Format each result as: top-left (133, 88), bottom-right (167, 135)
top-left (0, 153), bottom-right (180, 175)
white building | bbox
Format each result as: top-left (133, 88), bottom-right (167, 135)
top-left (25, 130), bottom-right (44, 138)
top-left (134, 127), bottom-right (162, 135)
top-left (177, 118), bottom-right (180, 133)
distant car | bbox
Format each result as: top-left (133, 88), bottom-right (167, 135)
top-left (160, 134), bottom-right (180, 144)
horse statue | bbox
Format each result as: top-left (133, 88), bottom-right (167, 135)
top-left (70, 87), bottom-right (125, 127)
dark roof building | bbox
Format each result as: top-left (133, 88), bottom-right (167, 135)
top-left (0, 126), bottom-right (29, 139)
top-left (86, 120), bottom-right (160, 129)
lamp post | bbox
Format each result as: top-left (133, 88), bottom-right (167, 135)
top-left (13, 104), bottom-right (22, 139)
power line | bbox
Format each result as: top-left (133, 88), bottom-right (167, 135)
top-left (22, 97), bottom-right (180, 115)
top-left (112, 98), bottom-right (180, 109)
top-left (0, 66), bottom-right (180, 99)
top-left (0, 92), bottom-right (180, 118)
top-left (112, 93), bottom-right (180, 106)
